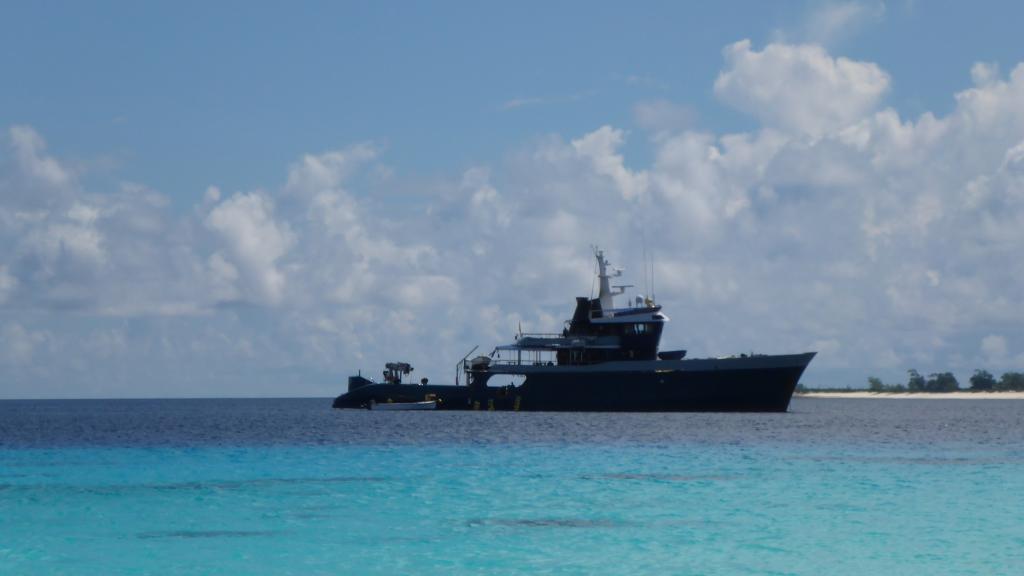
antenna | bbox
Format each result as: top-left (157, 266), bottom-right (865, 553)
top-left (641, 234), bottom-right (649, 300)
top-left (650, 246), bottom-right (655, 303)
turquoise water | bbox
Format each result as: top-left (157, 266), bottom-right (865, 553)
top-left (2, 399), bottom-right (1024, 574)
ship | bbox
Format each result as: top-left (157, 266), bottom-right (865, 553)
top-left (333, 248), bottom-right (815, 412)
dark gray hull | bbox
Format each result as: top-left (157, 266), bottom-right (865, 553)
top-left (333, 352), bottom-right (815, 412)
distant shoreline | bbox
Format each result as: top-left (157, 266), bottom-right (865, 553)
top-left (797, 391), bottom-right (1024, 400)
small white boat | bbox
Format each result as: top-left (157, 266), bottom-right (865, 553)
top-left (368, 399), bottom-right (437, 411)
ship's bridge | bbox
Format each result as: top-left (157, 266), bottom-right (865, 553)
top-left (590, 304), bottom-right (668, 324)
top-left (471, 247), bottom-right (669, 369)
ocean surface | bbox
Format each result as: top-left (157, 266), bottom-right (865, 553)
top-left (2, 398), bottom-right (1023, 575)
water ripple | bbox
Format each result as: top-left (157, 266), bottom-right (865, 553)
top-left (136, 530), bottom-right (279, 540)
top-left (466, 518), bottom-right (629, 529)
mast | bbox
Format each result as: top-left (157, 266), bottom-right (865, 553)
top-left (594, 247), bottom-right (626, 312)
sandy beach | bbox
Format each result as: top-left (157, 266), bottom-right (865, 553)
top-left (798, 391), bottom-right (1024, 400)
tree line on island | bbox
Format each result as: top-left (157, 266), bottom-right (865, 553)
top-left (865, 370), bottom-right (1024, 392)
top-left (797, 370), bottom-right (1024, 393)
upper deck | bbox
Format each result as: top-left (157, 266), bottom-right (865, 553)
top-left (475, 247), bottom-right (668, 367)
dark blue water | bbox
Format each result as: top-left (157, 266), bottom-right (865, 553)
top-left (2, 398), bottom-right (1023, 575)
top-left (3, 397), bottom-right (1023, 447)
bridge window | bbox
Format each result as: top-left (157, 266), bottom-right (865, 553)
top-left (626, 323), bottom-right (648, 335)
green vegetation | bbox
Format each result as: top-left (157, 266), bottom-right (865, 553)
top-left (857, 369), bottom-right (1024, 393)
top-left (799, 369), bottom-right (1024, 393)
top-left (899, 369), bottom-right (958, 391)
top-left (868, 376), bottom-right (906, 392)
top-left (907, 369), bottom-right (926, 391)
top-left (799, 385), bottom-right (863, 393)
top-left (997, 372), bottom-right (1024, 391)
top-left (925, 372), bottom-right (959, 392)
top-left (969, 370), bottom-right (996, 391)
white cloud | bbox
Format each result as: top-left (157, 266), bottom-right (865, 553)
top-left (4, 41), bottom-right (1024, 396)
top-left (394, 275), bottom-right (460, 309)
top-left (38, 209), bottom-right (106, 266)
top-left (714, 39), bottom-right (890, 137)
top-left (0, 323), bottom-right (48, 365)
top-left (572, 125), bottom-right (649, 200)
top-left (952, 63), bottom-right (1024, 155)
top-left (207, 251), bottom-right (240, 302)
top-left (463, 167), bottom-right (512, 239)
top-left (205, 192), bottom-right (295, 305)
top-left (204, 185), bottom-right (221, 204)
top-left (10, 200), bottom-right (109, 310)
top-left (8, 125), bottom-right (72, 190)
top-left (981, 335), bottom-right (1007, 362)
top-left (284, 144), bottom-right (376, 197)
top-left (970, 62), bottom-right (1000, 87)
top-left (1, 136), bottom-right (210, 315)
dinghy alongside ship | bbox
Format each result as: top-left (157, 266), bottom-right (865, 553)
top-left (368, 399), bottom-right (437, 411)
top-left (333, 249), bottom-right (814, 412)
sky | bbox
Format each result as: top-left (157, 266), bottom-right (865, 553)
top-left (2, 1), bottom-right (1024, 398)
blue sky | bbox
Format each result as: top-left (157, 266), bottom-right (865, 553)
top-left (2, 1), bottom-right (1024, 397)
top-left (6, 1), bottom-right (1021, 199)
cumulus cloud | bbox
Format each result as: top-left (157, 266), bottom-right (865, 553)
top-left (205, 192), bottom-right (295, 305)
top-left (4, 41), bottom-right (1024, 397)
top-left (981, 335), bottom-right (1007, 362)
top-left (714, 39), bottom-right (890, 137)
top-left (463, 167), bottom-right (512, 244)
top-left (572, 126), bottom-right (649, 200)
top-left (952, 63), bottom-right (1024, 157)
top-left (0, 323), bottom-right (49, 365)
top-left (8, 125), bottom-right (72, 190)
top-left (1, 138), bottom-right (206, 315)
top-left (284, 144), bottom-right (377, 197)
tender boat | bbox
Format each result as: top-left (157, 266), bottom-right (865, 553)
top-left (369, 399), bottom-right (437, 411)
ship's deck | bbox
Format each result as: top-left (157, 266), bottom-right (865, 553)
top-left (477, 352), bottom-right (817, 375)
